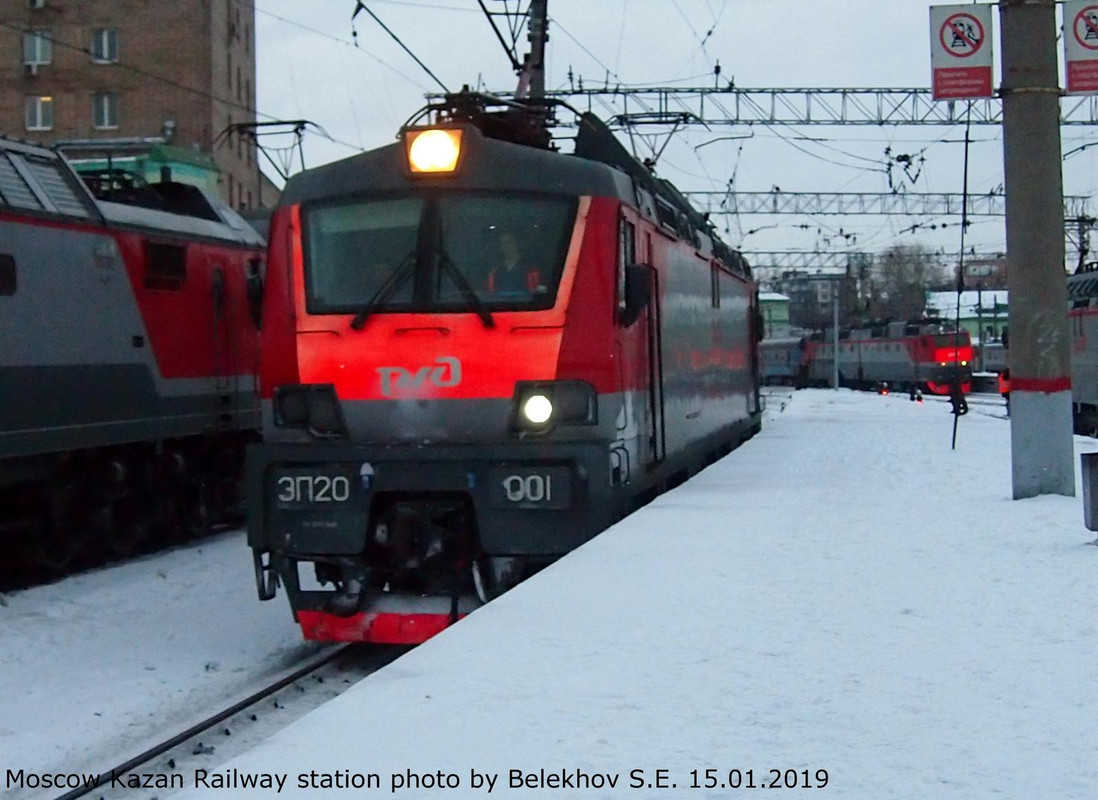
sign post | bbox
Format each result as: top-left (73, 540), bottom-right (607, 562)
top-left (930, 4), bottom-right (995, 99)
top-left (1065, 1), bottom-right (1098, 93)
top-left (999, 0), bottom-right (1075, 499)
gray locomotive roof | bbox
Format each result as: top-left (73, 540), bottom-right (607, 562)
top-left (1, 135), bottom-right (100, 219)
top-left (1, 135), bottom-right (264, 247)
top-left (98, 189), bottom-right (265, 247)
top-left (279, 124), bottom-right (636, 206)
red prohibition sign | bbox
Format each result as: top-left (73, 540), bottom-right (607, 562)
top-left (939, 13), bottom-right (985, 59)
top-left (1074, 6), bottom-right (1098, 51)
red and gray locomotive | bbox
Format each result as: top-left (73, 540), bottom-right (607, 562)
top-left (761, 321), bottom-right (973, 394)
top-left (1069, 269), bottom-right (1098, 433)
top-left (0, 136), bottom-right (264, 573)
top-left (248, 94), bottom-right (762, 643)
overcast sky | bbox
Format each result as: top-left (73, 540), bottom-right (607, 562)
top-left (253, 0), bottom-right (1098, 268)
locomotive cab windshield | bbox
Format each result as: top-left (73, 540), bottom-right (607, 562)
top-left (303, 192), bottom-right (577, 325)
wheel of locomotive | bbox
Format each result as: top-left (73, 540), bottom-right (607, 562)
top-left (32, 489), bottom-right (93, 573)
top-left (104, 496), bottom-right (152, 557)
top-left (180, 479), bottom-right (212, 539)
top-left (31, 522), bottom-right (86, 573)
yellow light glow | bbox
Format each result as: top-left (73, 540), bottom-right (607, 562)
top-left (406, 128), bottom-right (462, 174)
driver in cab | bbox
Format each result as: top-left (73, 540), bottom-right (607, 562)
top-left (486, 228), bottom-right (542, 296)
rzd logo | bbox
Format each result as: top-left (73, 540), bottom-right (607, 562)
top-left (377, 356), bottom-right (461, 397)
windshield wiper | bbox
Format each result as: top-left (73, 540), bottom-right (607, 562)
top-left (439, 252), bottom-right (495, 329)
top-left (349, 249), bottom-right (417, 331)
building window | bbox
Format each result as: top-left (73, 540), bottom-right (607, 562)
top-left (236, 65), bottom-right (242, 101)
top-left (93, 93), bottom-right (119, 129)
top-left (91, 28), bottom-right (119, 63)
top-left (25, 95), bottom-right (53, 130)
top-left (227, 52), bottom-right (232, 88)
top-left (23, 30), bottom-right (51, 65)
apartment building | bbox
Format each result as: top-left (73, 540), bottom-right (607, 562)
top-left (0, 0), bottom-right (268, 208)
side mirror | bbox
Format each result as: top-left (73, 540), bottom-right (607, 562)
top-left (621, 263), bottom-right (652, 327)
top-left (246, 257), bottom-right (264, 329)
top-left (755, 309), bottom-right (765, 342)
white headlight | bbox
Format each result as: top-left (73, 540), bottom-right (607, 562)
top-left (522, 394), bottom-right (553, 424)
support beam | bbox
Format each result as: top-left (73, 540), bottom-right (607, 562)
top-left (450, 86), bottom-right (1098, 126)
top-left (1000, 0), bottom-right (1075, 498)
top-left (685, 191), bottom-right (1091, 217)
top-left (744, 250), bottom-right (1005, 275)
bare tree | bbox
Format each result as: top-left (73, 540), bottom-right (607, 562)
top-left (866, 245), bottom-right (945, 321)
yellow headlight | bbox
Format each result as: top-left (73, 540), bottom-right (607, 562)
top-left (406, 128), bottom-right (463, 174)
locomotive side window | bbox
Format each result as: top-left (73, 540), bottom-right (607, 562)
top-left (144, 242), bottom-right (187, 290)
top-left (618, 217), bottom-right (635, 318)
top-left (0, 254), bottom-right (15, 295)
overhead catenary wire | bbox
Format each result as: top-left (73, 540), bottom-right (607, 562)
top-left (352, 1), bottom-right (450, 93)
top-left (246, 0), bottom-right (430, 92)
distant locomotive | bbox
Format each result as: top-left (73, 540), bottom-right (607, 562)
top-left (247, 92), bottom-right (763, 644)
top-left (1069, 270), bottom-right (1098, 434)
top-left (759, 337), bottom-right (807, 387)
top-left (760, 321), bottom-right (973, 394)
top-left (0, 137), bottom-right (264, 571)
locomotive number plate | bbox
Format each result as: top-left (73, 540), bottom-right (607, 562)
top-left (487, 466), bottom-right (571, 510)
top-left (271, 467), bottom-right (355, 508)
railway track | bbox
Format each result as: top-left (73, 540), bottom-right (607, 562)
top-left (43, 644), bottom-right (407, 800)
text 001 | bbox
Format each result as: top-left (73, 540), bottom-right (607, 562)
top-left (488, 466), bottom-right (571, 509)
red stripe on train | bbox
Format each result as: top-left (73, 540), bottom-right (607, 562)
top-left (297, 610), bottom-right (464, 644)
top-left (1010, 376), bottom-right (1072, 393)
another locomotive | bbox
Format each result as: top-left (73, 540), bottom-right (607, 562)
top-left (247, 94), bottom-right (763, 643)
top-left (1069, 270), bottom-right (1098, 434)
top-left (0, 136), bottom-right (264, 572)
top-left (761, 321), bottom-right (973, 394)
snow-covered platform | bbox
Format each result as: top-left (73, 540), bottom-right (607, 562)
top-left (5, 389), bottom-right (1096, 799)
top-left (166, 389), bottom-right (1097, 799)
top-left (0, 531), bottom-right (314, 798)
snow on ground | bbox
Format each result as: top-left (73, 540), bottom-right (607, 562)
top-left (3, 389), bottom-right (1096, 799)
top-left (155, 389), bottom-right (1095, 800)
top-left (0, 531), bottom-right (313, 798)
